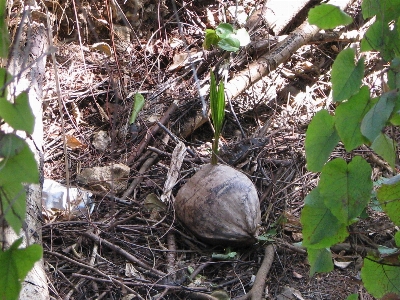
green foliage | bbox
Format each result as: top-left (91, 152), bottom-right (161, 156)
top-left (346, 294), bottom-right (359, 300)
top-left (0, 3), bottom-right (43, 299)
top-left (334, 86), bottom-right (371, 151)
top-left (0, 238), bottom-right (42, 300)
top-left (305, 110), bottom-right (339, 172)
top-left (331, 48), bottom-right (364, 101)
top-left (0, 91), bottom-right (35, 134)
top-left (307, 248), bottom-right (333, 276)
top-left (210, 71), bottom-right (225, 165)
top-left (308, 4), bottom-right (353, 29)
top-left (203, 23), bottom-right (250, 52)
top-left (303, 1), bottom-right (400, 297)
top-left (361, 256), bottom-right (400, 298)
top-left (129, 92), bottom-right (145, 125)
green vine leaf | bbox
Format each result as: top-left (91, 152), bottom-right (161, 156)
top-left (319, 157), bottom-right (372, 225)
top-left (308, 4), bottom-right (353, 29)
top-left (362, 0), bottom-right (400, 22)
top-left (331, 48), bottom-right (364, 102)
top-left (361, 90), bottom-right (397, 142)
top-left (0, 92), bottom-right (35, 134)
top-left (395, 231), bottom-right (400, 247)
top-left (361, 256), bottom-right (400, 298)
top-left (307, 248), bottom-right (333, 276)
top-left (370, 133), bottom-right (396, 168)
top-left (305, 110), bottom-right (340, 172)
top-left (0, 136), bottom-right (38, 185)
top-left (0, 238), bottom-right (42, 300)
top-left (334, 86), bottom-right (371, 151)
top-left (345, 294), bottom-right (359, 300)
top-left (301, 187), bottom-right (349, 248)
top-left (377, 176), bottom-right (400, 225)
top-left (129, 93), bottom-right (145, 125)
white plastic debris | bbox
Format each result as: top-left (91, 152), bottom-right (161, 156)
top-left (42, 179), bottom-right (94, 215)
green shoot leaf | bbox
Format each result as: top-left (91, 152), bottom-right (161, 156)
top-left (301, 187), bottom-right (349, 248)
top-left (218, 37), bottom-right (240, 52)
top-left (331, 48), bottom-right (364, 102)
top-left (361, 256), bottom-right (400, 298)
top-left (305, 110), bottom-right (340, 172)
top-left (0, 238), bottom-right (42, 300)
top-left (216, 23), bottom-right (234, 39)
top-left (203, 29), bottom-right (219, 50)
top-left (308, 4), bottom-right (353, 29)
top-left (335, 86), bottom-right (371, 151)
top-left (361, 90), bottom-right (397, 142)
top-left (319, 157), bottom-right (372, 225)
top-left (370, 133), bottom-right (396, 168)
top-left (307, 248), bottom-right (333, 276)
top-left (210, 71), bottom-right (225, 164)
top-left (0, 92), bottom-right (35, 134)
top-left (395, 231), bottom-right (400, 247)
top-left (129, 93), bottom-right (145, 125)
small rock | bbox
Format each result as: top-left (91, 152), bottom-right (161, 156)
top-left (76, 163), bottom-right (130, 193)
top-left (92, 130), bottom-right (111, 152)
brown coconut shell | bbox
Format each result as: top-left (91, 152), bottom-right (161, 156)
top-left (175, 164), bottom-right (261, 246)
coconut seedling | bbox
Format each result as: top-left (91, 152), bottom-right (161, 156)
top-left (174, 71), bottom-right (261, 246)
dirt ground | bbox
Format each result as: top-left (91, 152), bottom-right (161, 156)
top-left (18, 0), bottom-right (398, 298)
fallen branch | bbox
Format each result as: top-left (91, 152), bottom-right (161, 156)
top-left (235, 244), bottom-right (275, 300)
top-left (225, 0), bottom-right (354, 103)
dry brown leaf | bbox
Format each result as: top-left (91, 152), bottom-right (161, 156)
top-left (66, 135), bottom-right (87, 150)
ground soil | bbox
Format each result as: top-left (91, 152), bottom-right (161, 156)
top-left (19, 0), bottom-right (398, 298)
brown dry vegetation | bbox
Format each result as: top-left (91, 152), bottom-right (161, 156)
top-left (9, 0), bottom-right (398, 298)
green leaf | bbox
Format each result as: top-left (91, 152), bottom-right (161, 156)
top-left (0, 238), bottom-right (42, 300)
top-left (0, 181), bottom-right (26, 233)
top-left (361, 90), bottom-right (397, 142)
top-left (305, 110), bottom-right (340, 172)
top-left (395, 231), bottom-right (400, 247)
top-left (331, 48), bottom-right (364, 102)
top-left (335, 86), bottom-right (371, 151)
top-left (218, 37), bottom-right (240, 52)
top-left (307, 248), bottom-right (333, 276)
top-left (0, 68), bottom-right (11, 96)
top-left (0, 92), bottom-right (35, 134)
top-left (361, 256), bottom-right (400, 298)
top-left (388, 57), bottom-right (400, 90)
top-left (216, 23), bottom-right (234, 39)
top-left (129, 93), bottom-right (145, 124)
top-left (319, 157), bottom-right (372, 225)
top-left (203, 29), bottom-right (219, 50)
top-left (361, 20), bottom-right (400, 61)
top-left (0, 137), bottom-right (38, 185)
top-left (377, 177), bottom-right (400, 225)
top-left (370, 133), bottom-right (396, 168)
top-left (362, 0), bottom-right (400, 22)
top-left (308, 4), bottom-right (353, 29)
top-left (345, 294), bottom-right (359, 300)
top-left (301, 187), bottom-right (349, 248)
top-left (0, 134), bottom-right (27, 158)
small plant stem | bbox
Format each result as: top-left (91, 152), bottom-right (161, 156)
top-left (211, 136), bottom-right (219, 165)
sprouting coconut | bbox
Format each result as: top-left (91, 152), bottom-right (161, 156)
top-left (175, 71), bottom-right (261, 246)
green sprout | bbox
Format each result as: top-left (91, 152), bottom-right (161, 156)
top-left (210, 71), bottom-right (225, 165)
